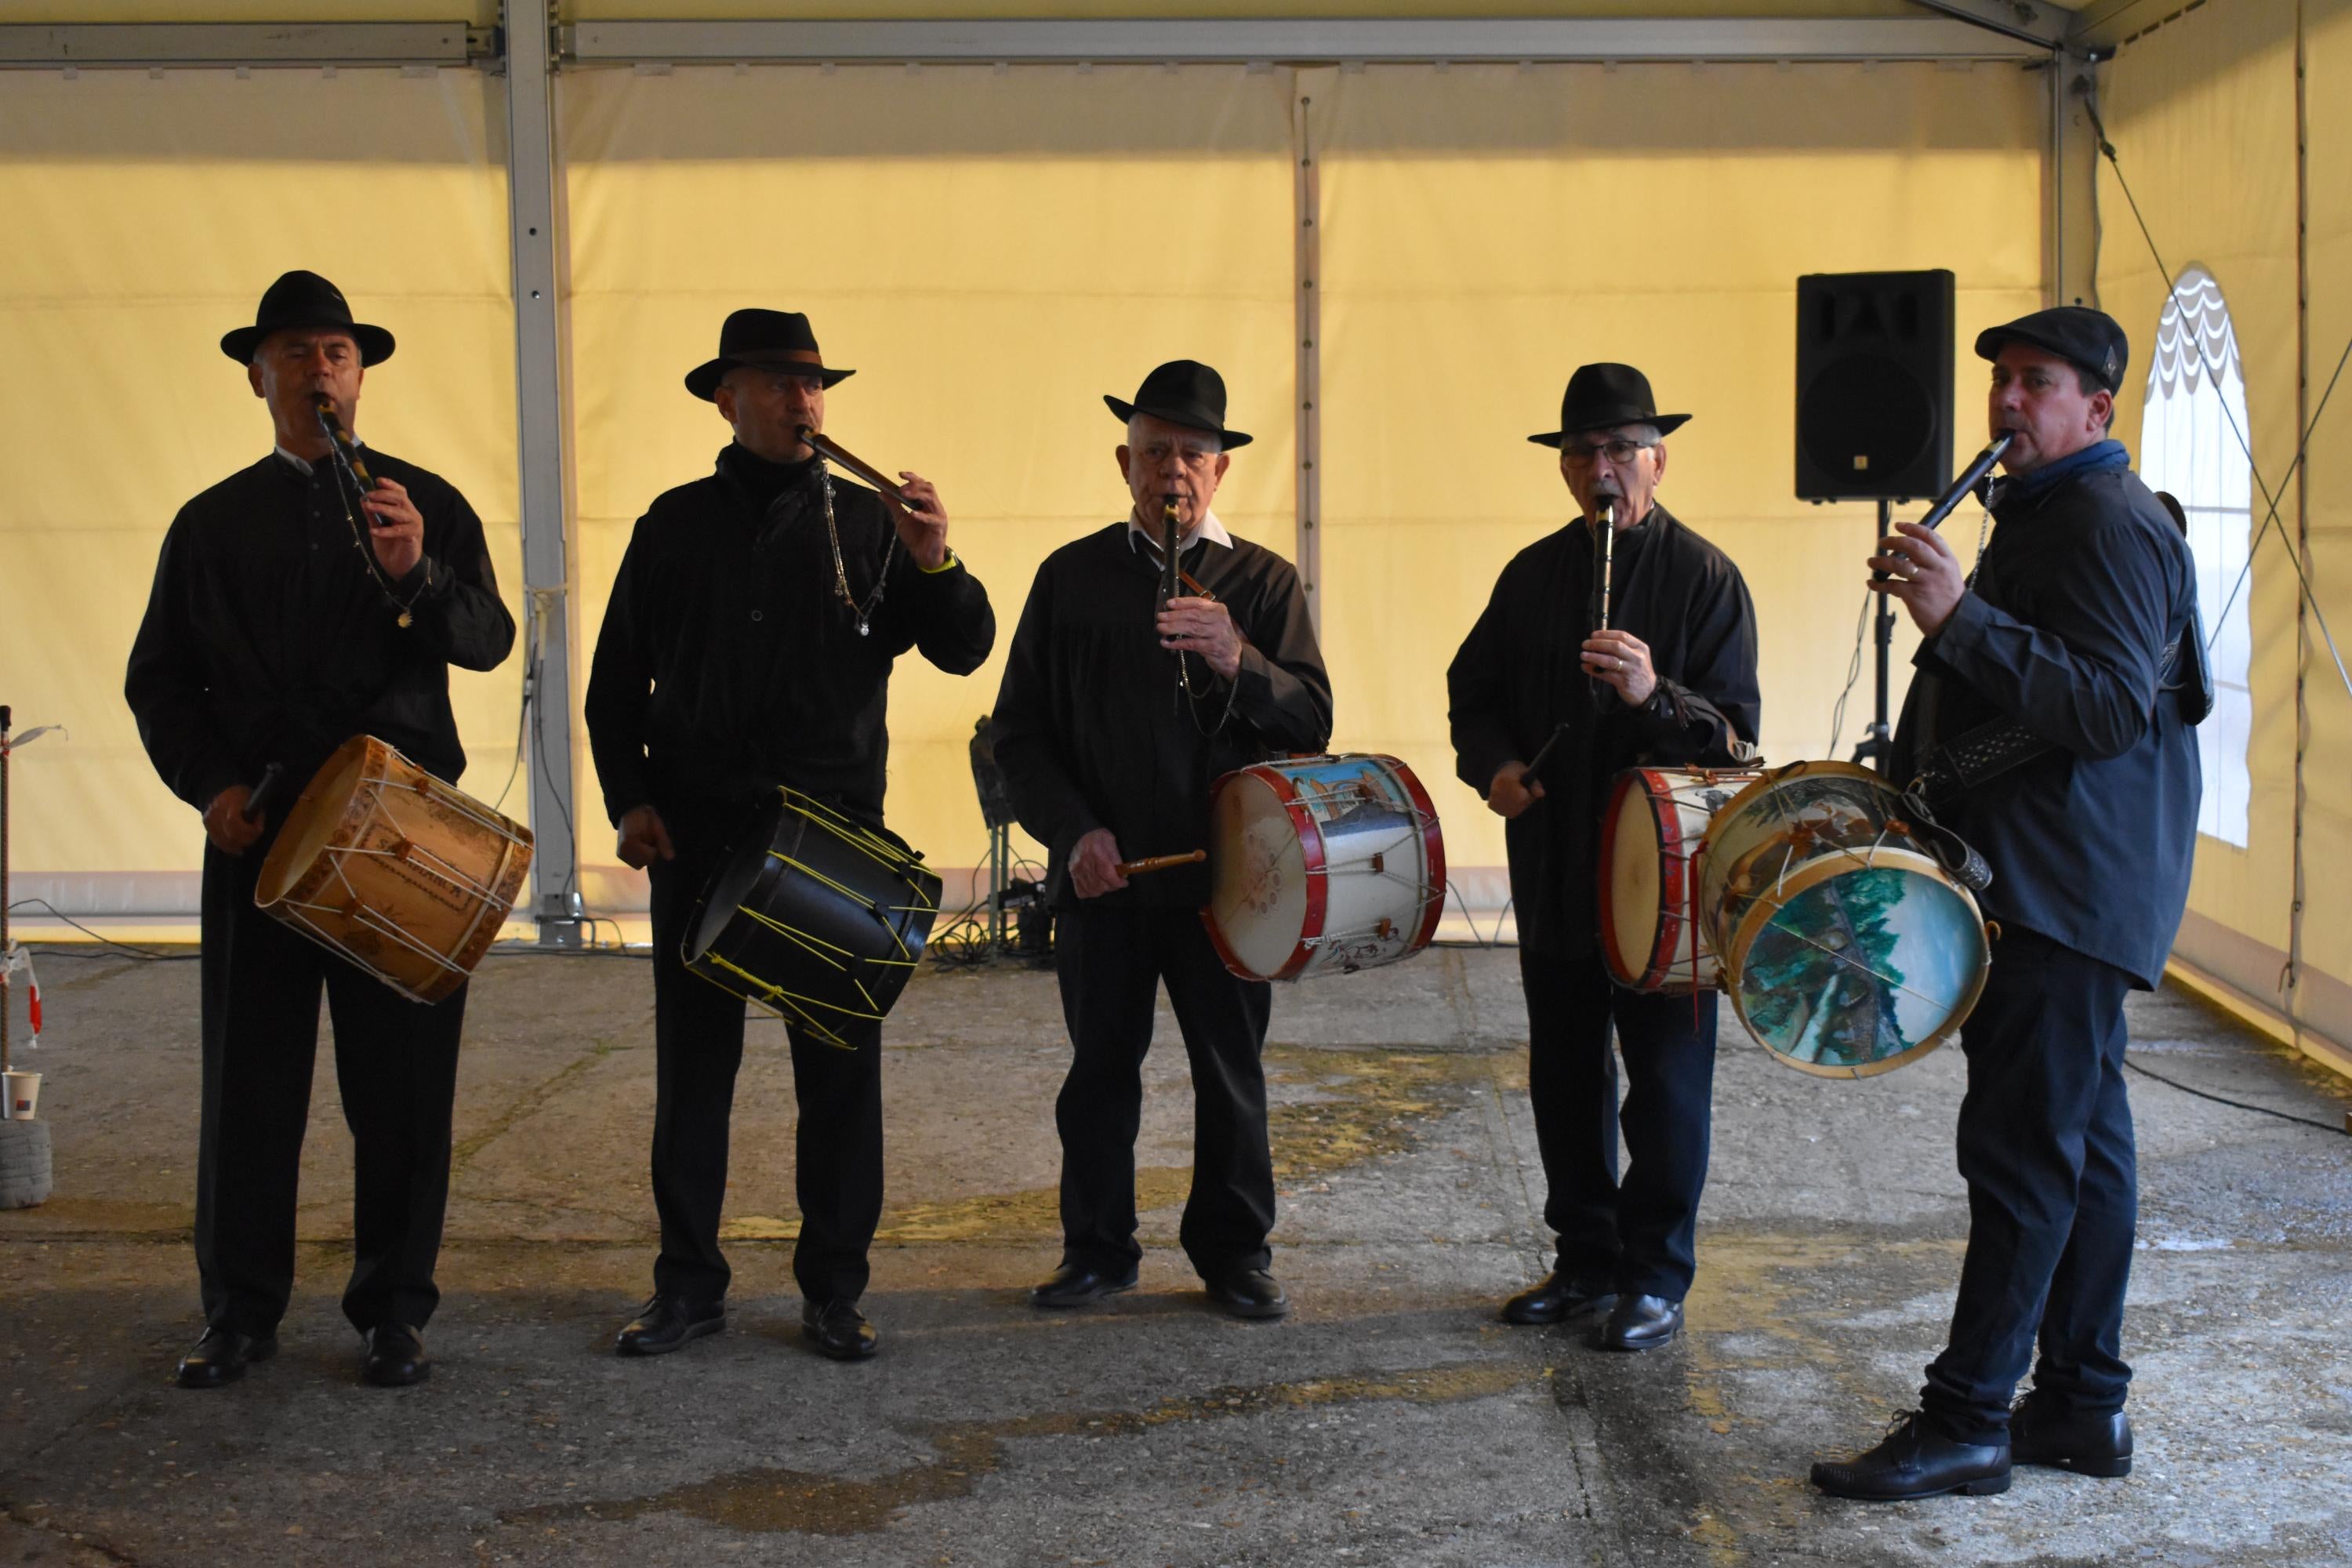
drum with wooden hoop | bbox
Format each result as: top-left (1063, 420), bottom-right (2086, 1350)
top-left (1598, 766), bottom-right (1763, 993)
top-left (254, 735), bottom-right (534, 1004)
top-left (1698, 760), bottom-right (1990, 1078)
top-left (1203, 753), bottom-right (1446, 982)
top-left (683, 787), bottom-right (942, 1047)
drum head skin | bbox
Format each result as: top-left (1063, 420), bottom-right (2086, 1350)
top-left (1704, 760), bottom-right (1988, 1079)
top-left (255, 735), bottom-right (376, 908)
top-left (1599, 774), bottom-right (1665, 988)
top-left (1207, 769), bottom-right (1313, 981)
top-left (686, 790), bottom-right (789, 964)
top-left (1733, 862), bottom-right (1987, 1077)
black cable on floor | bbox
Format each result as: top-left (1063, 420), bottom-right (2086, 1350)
top-left (2122, 1054), bottom-right (2347, 1134)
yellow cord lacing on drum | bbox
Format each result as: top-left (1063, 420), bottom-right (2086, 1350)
top-left (695, 950), bottom-right (882, 1050)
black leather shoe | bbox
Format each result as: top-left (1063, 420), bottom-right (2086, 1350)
top-left (1501, 1272), bottom-right (1617, 1327)
top-left (1595, 1293), bottom-right (1682, 1352)
top-left (1811, 1411), bottom-right (2013, 1501)
top-left (174, 1326), bottom-right (277, 1389)
top-left (1204, 1269), bottom-right (1290, 1320)
top-left (1029, 1263), bottom-right (1138, 1309)
top-left (360, 1323), bottom-right (430, 1388)
top-left (2012, 1392), bottom-right (2133, 1478)
top-left (801, 1299), bottom-right (879, 1361)
top-left (615, 1293), bottom-right (725, 1357)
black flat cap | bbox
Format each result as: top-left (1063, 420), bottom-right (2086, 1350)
top-left (1974, 306), bottom-right (2129, 394)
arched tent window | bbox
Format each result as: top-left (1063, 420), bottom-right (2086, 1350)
top-left (2140, 265), bottom-right (2252, 848)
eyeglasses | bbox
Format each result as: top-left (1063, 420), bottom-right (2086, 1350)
top-left (1560, 439), bottom-right (1655, 467)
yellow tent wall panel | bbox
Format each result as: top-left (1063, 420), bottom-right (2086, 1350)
top-left (2097, 0), bottom-right (2317, 1029)
top-left (2294, 0), bottom-right (2352, 1058)
top-left (559, 64), bottom-right (1294, 907)
top-left (0, 69), bottom-right (521, 905)
top-left (1312, 60), bottom-right (2045, 878)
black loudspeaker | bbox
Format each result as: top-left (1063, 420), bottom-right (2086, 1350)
top-left (1795, 269), bottom-right (1955, 503)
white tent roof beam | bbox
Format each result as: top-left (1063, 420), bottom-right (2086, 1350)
top-left (561, 16), bottom-right (2053, 66)
top-left (0, 22), bottom-right (489, 70)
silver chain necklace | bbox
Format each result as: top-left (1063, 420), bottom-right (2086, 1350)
top-left (815, 457), bottom-right (895, 637)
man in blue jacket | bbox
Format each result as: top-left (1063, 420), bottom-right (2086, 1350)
top-left (1812, 307), bottom-right (2201, 1500)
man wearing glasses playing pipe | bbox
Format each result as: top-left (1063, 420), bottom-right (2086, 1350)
top-left (1448, 361), bottom-right (1759, 1353)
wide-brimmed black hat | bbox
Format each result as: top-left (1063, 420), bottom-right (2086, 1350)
top-left (1105, 359), bottom-right (1253, 449)
top-left (1974, 305), bottom-right (2129, 394)
top-left (220, 270), bottom-right (394, 366)
top-left (686, 309), bottom-right (855, 401)
top-left (1527, 362), bottom-right (1690, 447)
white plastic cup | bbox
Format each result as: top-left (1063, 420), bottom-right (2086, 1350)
top-left (2, 1071), bottom-right (38, 1120)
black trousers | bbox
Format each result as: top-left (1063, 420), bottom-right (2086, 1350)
top-left (195, 840), bottom-right (466, 1337)
top-left (1053, 904), bottom-right (1276, 1279)
top-left (1519, 946), bottom-right (1718, 1301)
top-left (644, 797), bottom-right (884, 1306)
top-left (1922, 927), bottom-right (2137, 1442)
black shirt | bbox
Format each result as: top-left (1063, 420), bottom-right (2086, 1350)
top-left (990, 521), bottom-right (1334, 909)
top-left (584, 443), bottom-right (996, 825)
top-left (1889, 456), bottom-right (2200, 988)
top-left (124, 448), bottom-right (515, 810)
top-left (1447, 504), bottom-right (1761, 956)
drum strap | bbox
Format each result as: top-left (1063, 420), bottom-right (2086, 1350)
top-left (1895, 782), bottom-right (1995, 894)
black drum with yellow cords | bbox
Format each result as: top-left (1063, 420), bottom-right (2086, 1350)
top-left (682, 787), bottom-right (942, 1047)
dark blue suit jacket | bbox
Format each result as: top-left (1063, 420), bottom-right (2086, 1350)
top-left (1891, 449), bottom-right (2201, 989)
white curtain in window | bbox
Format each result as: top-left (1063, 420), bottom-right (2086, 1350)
top-left (2140, 264), bottom-right (2253, 847)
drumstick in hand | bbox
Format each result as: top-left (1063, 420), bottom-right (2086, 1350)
top-left (1114, 850), bottom-right (1207, 877)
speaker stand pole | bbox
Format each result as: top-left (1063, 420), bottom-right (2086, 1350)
top-left (1853, 495), bottom-right (1897, 775)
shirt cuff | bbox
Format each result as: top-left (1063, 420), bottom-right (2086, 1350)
top-left (1917, 590), bottom-right (1992, 670)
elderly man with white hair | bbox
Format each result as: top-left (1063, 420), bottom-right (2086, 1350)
top-left (1449, 362), bottom-right (1760, 1352)
top-left (991, 359), bottom-right (1333, 1319)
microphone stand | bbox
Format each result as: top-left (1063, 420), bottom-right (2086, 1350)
top-left (1853, 433), bottom-right (2014, 772)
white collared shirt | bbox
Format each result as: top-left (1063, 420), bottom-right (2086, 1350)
top-left (1125, 507), bottom-right (1234, 556)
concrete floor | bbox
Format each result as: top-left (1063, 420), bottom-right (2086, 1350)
top-left (2, 940), bottom-right (2348, 1567)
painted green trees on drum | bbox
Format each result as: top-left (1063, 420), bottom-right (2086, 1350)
top-left (1738, 868), bottom-right (1912, 1068)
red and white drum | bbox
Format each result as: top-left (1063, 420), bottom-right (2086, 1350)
top-left (1203, 753), bottom-right (1446, 982)
top-left (1598, 766), bottom-right (1763, 993)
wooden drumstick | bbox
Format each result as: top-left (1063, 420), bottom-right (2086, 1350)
top-left (1114, 849), bottom-right (1207, 877)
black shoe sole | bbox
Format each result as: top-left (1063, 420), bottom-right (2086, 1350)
top-left (1810, 1467), bottom-right (2013, 1501)
top-left (174, 1335), bottom-right (278, 1389)
top-left (615, 1316), bottom-right (725, 1357)
top-left (1501, 1294), bottom-right (1616, 1327)
top-left (1594, 1322), bottom-right (1681, 1352)
top-left (1029, 1280), bottom-right (1137, 1309)
top-left (804, 1330), bottom-right (880, 1362)
top-left (2016, 1451), bottom-right (2132, 1478)
top-left (1208, 1293), bottom-right (1290, 1321)
top-left (361, 1361), bottom-right (431, 1388)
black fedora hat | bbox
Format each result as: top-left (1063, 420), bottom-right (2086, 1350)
top-left (1105, 359), bottom-right (1253, 449)
top-left (1974, 305), bottom-right (2129, 394)
top-left (686, 309), bottom-right (855, 401)
top-left (1528, 362), bottom-right (1690, 447)
top-left (220, 270), bottom-right (394, 365)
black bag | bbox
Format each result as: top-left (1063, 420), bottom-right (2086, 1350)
top-left (2152, 492), bottom-right (2216, 726)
